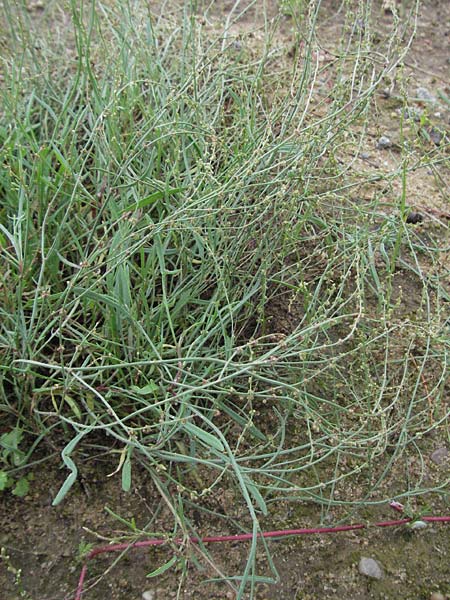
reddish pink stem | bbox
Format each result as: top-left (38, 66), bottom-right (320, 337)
top-left (74, 514), bottom-right (450, 599)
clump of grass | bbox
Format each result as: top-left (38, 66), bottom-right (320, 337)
top-left (0, 0), bottom-right (448, 596)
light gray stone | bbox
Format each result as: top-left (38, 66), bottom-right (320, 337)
top-left (431, 447), bottom-right (449, 465)
top-left (358, 557), bottom-right (384, 579)
top-left (377, 136), bottom-right (392, 150)
top-left (142, 591), bottom-right (156, 600)
top-left (429, 593), bottom-right (445, 600)
top-left (416, 87), bottom-right (436, 104)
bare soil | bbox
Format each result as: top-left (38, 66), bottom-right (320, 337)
top-left (1, 444), bottom-right (449, 600)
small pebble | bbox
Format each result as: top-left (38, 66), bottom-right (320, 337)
top-left (406, 211), bottom-right (423, 224)
top-left (377, 136), bottom-right (392, 150)
top-left (405, 107), bottom-right (423, 122)
top-left (416, 87), bottom-right (436, 104)
top-left (430, 593), bottom-right (445, 600)
top-left (358, 557), bottom-right (384, 580)
top-left (142, 591), bottom-right (156, 600)
top-left (360, 151), bottom-right (370, 160)
top-left (428, 127), bottom-right (443, 145)
top-left (26, 0), bottom-right (44, 10)
top-left (410, 520), bottom-right (428, 530)
top-left (431, 447), bottom-right (449, 465)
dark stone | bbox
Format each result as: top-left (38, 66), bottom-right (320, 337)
top-left (428, 127), bottom-right (443, 146)
top-left (406, 212), bottom-right (424, 224)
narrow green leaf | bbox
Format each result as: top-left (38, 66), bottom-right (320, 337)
top-left (131, 381), bottom-right (159, 395)
top-left (146, 555), bottom-right (178, 578)
top-left (245, 476), bottom-right (267, 515)
top-left (367, 238), bottom-right (381, 291)
top-left (122, 453), bottom-right (132, 492)
top-left (206, 575), bottom-right (276, 584)
top-left (71, 287), bottom-right (123, 311)
top-left (64, 394), bottom-right (82, 419)
top-left (52, 431), bottom-right (87, 506)
top-left (104, 505), bottom-right (137, 530)
top-left (122, 187), bottom-right (184, 213)
top-left (0, 224), bottom-right (16, 249)
top-left (183, 422), bottom-right (225, 452)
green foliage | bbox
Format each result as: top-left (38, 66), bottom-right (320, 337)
top-left (1, 428), bottom-right (25, 467)
top-left (0, 428), bottom-right (32, 497)
top-left (76, 541), bottom-right (95, 562)
top-left (0, 0), bottom-right (448, 596)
